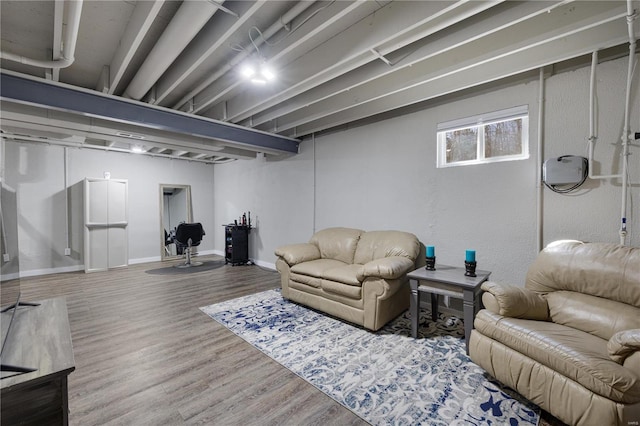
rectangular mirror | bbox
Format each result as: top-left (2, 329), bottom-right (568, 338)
top-left (159, 184), bottom-right (192, 261)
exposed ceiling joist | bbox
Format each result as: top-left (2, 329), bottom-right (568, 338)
top-left (219, 0), bottom-right (502, 123)
top-left (185, 0), bottom-right (379, 115)
top-left (263, 1), bottom-right (629, 134)
top-left (287, 14), bottom-right (638, 137)
top-left (103, 0), bottom-right (165, 95)
top-left (152, 0), bottom-right (268, 106)
top-left (1, 0), bottom-right (637, 159)
top-left (240, 0), bottom-right (568, 129)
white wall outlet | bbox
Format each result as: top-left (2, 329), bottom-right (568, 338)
top-left (3, 253), bottom-right (10, 262)
top-left (64, 248), bottom-right (71, 256)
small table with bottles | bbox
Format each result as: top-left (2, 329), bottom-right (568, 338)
top-left (407, 264), bottom-right (491, 354)
top-left (223, 224), bottom-right (251, 265)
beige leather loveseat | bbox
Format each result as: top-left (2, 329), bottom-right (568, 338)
top-left (469, 241), bottom-right (640, 426)
top-left (275, 227), bottom-right (420, 331)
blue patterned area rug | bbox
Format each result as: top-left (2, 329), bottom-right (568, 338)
top-left (200, 290), bottom-right (539, 426)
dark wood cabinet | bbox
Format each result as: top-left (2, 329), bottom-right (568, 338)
top-left (224, 225), bottom-right (250, 265)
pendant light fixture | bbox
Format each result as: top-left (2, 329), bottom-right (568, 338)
top-left (240, 58), bottom-right (275, 85)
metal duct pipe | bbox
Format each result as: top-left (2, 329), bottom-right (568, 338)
top-left (173, 1), bottom-right (316, 111)
top-left (0, 0), bottom-right (83, 68)
top-left (123, 1), bottom-right (222, 100)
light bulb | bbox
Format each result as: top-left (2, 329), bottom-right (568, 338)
top-left (240, 59), bottom-right (276, 84)
top-left (240, 63), bottom-right (256, 78)
top-left (260, 65), bottom-right (275, 81)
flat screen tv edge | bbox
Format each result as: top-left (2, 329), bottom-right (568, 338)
top-left (1, 291), bottom-right (39, 377)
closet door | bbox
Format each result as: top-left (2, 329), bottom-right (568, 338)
top-left (84, 178), bottom-right (128, 273)
top-left (107, 179), bottom-right (128, 269)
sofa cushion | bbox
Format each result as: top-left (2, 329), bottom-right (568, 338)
top-left (474, 310), bottom-right (640, 403)
top-left (321, 280), bottom-right (362, 299)
top-left (290, 272), bottom-right (322, 288)
top-left (547, 291), bottom-right (640, 340)
top-left (291, 261), bottom-right (362, 287)
top-left (323, 264), bottom-right (363, 286)
top-left (310, 227), bottom-right (363, 264)
top-left (353, 230), bottom-right (420, 264)
top-left (291, 258), bottom-right (347, 278)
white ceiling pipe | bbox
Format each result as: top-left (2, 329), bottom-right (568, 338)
top-left (619, 0), bottom-right (637, 245)
top-left (123, 1), bottom-right (222, 100)
top-left (173, 0), bottom-right (316, 110)
top-left (0, 0), bottom-right (83, 69)
top-left (49, 0), bottom-right (64, 80)
top-left (587, 51), bottom-right (621, 180)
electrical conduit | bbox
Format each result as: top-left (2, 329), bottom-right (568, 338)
top-left (587, 0), bottom-right (638, 245)
top-left (536, 67), bottom-right (545, 253)
top-left (619, 0), bottom-right (637, 245)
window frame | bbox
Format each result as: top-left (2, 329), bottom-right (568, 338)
top-left (436, 105), bottom-right (529, 168)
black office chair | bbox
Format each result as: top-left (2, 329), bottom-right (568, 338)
top-left (174, 222), bottom-right (205, 268)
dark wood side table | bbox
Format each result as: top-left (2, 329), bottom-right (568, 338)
top-left (408, 265), bottom-right (491, 354)
top-left (1, 297), bottom-right (75, 425)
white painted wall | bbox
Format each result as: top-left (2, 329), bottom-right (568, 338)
top-left (2, 56), bottom-right (637, 283)
top-left (543, 57), bottom-right (640, 243)
top-left (213, 149), bottom-right (315, 263)
top-left (213, 55), bottom-right (639, 285)
top-left (1, 143), bottom-right (215, 276)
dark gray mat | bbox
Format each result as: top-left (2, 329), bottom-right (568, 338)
top-left (145, 260), bottom-right (226, 275)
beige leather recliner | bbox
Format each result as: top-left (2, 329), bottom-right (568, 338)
top-left (275, 227), bottom-right (420, 331)
top-left (469, 240), bottom-right (640, 426)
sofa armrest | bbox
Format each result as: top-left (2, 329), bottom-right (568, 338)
top-left (357, 256), bottom-right (415, 281)
top-left (608, 329), bottom-right (640, 364)
top-left (274, 243), bottom-right (320, 266)
top-left (481, 281), bottom-right (549, 320)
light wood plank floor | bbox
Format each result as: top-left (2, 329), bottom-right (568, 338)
top-left (17, 255), bottom-right (367, 426)
top-left (17, 255), bottom-right (563, 426)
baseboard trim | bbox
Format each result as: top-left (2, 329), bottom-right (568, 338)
top-left (3, 250), bottom-right (273, 279)
top-left (129, 256), bottom-right (161, 265)
top-left (250, 258), bottom-right (276, 270)
top-left (0, 271), bottom-right (20, 281)
top-left (18, 264), bottom-right (85, 279)
top-left (195, 249), bottom-right (218, 256)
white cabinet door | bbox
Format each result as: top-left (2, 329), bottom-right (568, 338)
top-left (84, 178), bottom-right (128, 273)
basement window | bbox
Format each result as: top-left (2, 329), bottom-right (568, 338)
top-left (436, 106), bottom-right (529, 168)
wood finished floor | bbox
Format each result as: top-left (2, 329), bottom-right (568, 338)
top-left (18, 256), bottom-right (367, 426)
top-left (17, 255), bottom-right (564, 426)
